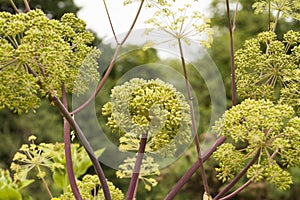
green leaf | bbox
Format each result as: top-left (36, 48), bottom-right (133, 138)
top-left (17, 179), bottom-right (34, 190)
top-left (0, 186), bottom-right (22, 200)
top-left (52, 170), bottom-right (65, 190)
top-left (73, 148), bottom-right (105, 177)
top-left (94, 148), bottom-right (105, 159)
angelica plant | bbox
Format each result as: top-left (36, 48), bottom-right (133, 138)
top-left (10, 135), bottom-right (105, 198)
top-left (252, 0), bottom-right (300, 23)
top-left (1, 0), bottom-right (300, 199)
top-left (235, 31), bottom-right (300, 113)
top-left (213, 99), bottom-right (299, 190)
top-left (102, 78), bottom-right (192, 155)
top-left (116, 156), bottom-right (160, 191)
top-left (0, 9), bottom-right (100, 114)
top-left (145, 3), bottom-right (213, 47)
top-left (102, 78), bottom-right (191, 198)
top-left (0, 168), bottom-right (33, 200)
top-left (55, 175), bottom-right (124, 200)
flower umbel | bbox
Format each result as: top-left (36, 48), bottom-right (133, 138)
top-left (235, 31), bottom-right (300, 113)
top-left (102, 78), bottom-right (191, 156)
top-left (116, 156), bottom-right (160, 191)
top-left (0, 10), bottom-right (100, 114)
top-left (145, 3), bottom-right (213, 47)
top-left (56, 175), bottom-right (124, 200)
top-left (213, 99), bottom-right (299, 190)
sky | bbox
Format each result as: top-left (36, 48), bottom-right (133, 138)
top-left (73, 0), bottom-right (212, 40)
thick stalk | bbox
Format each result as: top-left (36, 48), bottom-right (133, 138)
top-left (178, 38), bottom-right (210, 195)
top-left (165, 136), bottom-right (226, 200)
top-left (71, 0), bottom-right (145, 115)
top-left (53, 96), bottom-right (111, 200)
top-left (126, 133), bottom-right (148, 200)
top-left (62, 85), bottom-right (82, 199)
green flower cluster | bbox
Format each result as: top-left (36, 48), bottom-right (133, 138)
top-left (252, 0), bottom-right (300, 21)
top-left (213, 99), bottom-right (299, 190)
top-left (102, 78), bottom-right (191, 156)
top-left (56, 175), bottom-right (124, 200)
top-left (145, 3), bottom-right (213, 47)
top-left (10, 135), bottom-right (104, 193)
top-left (235, 31), bottom-right (300, 113)
top-left (116, 156), bottom-right (160, 191)
top-left (124, 0), bottom-right (174, 7)
top-left (0, 9), bottom-right (100, 114)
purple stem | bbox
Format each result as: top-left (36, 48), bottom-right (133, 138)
top-left (165, 136), bottom-right (226, 199)
top-left (226, 0), bottom-right (237, 106)
top-left (178, 38), bottom-right (210, 194)
top-left (126, 133), bottom-right (148, 200)
top-left (62, 84), bottom-right (82, 199)
top-left (219, 180), bottom-right (252, 200)
top-left (71, 0), bottom-right (145, 115)
top-left (53, 96), bottom-right (111, 200)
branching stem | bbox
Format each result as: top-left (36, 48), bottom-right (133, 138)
top-left (53, 96), bottom-right (112, 200)
top-left (165, 136), bottom-right (226, 199)
top-left (219, 180), bottom-right (252, 200)
top-left (71, 0), bottom-right (145, 115)
top-left (62, 84), bottom-right (82, 200)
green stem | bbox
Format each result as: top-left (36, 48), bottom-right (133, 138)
top-left (272, 10), bottom-right (281, 32)
top-left (7, 36), bottom-right (19, 49)
top-left (9, 0), bottom-right (19, 13)
top-left (37, 165), bottom-right (53, 199)
top-left (177, 38), bottom-right (210, 195)
top-left (0, 59), bottom-right (17, 70)
top-left (23, 0), bottom-right (30, 12)
top-left (268, 0), bottom-right (271, 31)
